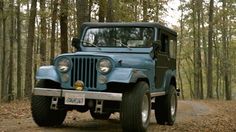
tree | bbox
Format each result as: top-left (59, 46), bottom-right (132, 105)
top-left (50, 0), bottom-right (58, 60)
top-left (177, 0), bottom-right (185, 99)
top-left (155, 0), bottom-right (160, 22)
top-left (197, 0), bottom-right (204, 99)
top-left (191, 0), bottom-right (200, 99)
top-left (214, 34), bottom-right (220, 99)
top-left (40, 0), bottom-right (47, 65)
top-left (60, 0), bottom-right (68, 53)
top-left (99, 0), bottom-right (106, 22)
top-left (177, 0), bottom-right (235, 100)
top-left (222, 0), bottom-right (231, 100)
top-left (25, 0), bottom-right (37, 98)
top-left (154, 0), bottom-right (168, 23)
top-left (16, 0), bottom-right (22, 99)
top-left (88, 0), bottom-right (92, 22)
top-left (8, 0), bottom-right (15, 101)
top-left (106, 0), bottom-right (113, 22)
top-left (76, 0), bottom-right (89, 36)
top-left (207, 0), bottom-right (214, 99)
top-left (1, 0), bottom-right (7, 101)
top-left (0, 0), bottom-right (3, 102)
top-left (143, 0), bottom-right (148, 21)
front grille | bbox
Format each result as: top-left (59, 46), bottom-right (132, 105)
top-left (71, 57), bottom-right (98, 89)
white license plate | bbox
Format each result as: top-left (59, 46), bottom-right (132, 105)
top-left (65, 93), bottom-right (85, 105)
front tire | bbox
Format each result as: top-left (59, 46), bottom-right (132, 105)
top-left (31, 80), bottom-right (67, 127)
top-left (154, 85), bottom-right (177, 125)
top-left (121, 81), bottom-right (151, 132)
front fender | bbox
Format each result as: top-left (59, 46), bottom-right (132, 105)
top-left (163, 70), bottom-right (176, 91)
top-left (107, 68), bottom-right (147, 83)
top-left (36, 66), bottom-right (60, 83)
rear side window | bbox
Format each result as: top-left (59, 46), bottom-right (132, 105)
top-left (169, 39), bottom-right (176, 59)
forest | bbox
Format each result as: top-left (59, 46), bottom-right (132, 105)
top-left (0, 0), bottom-right (235, 102)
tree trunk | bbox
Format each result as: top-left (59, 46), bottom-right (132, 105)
top-left (214, 35), bottom-right (220, 100)
top-left (60, 0), bottom-right (68, 52)
top-left (16, 0), bottom-right (22, 99)
top-left (25, 0), bottom-right (37, 98)
top-left (178, 3), bottom-right (184, 99)
top-left (1, 0), bottom-right (7, 101)
top-left (143, 0), bottom-right (148, 22)
top-left (207, 0), bottom-right (213, 99)
top-left (106, 0), bottom-right (113, 22)
top-left (60, 0), bottom-right (68, 53)
top-left (8, 0), bottom-right (15, 101)
top-left (197, 0), bottom-right (203, 99)
top-left (50, 0), bottom-right (58, 61)
top-left (134, 2), bottom-right (138, 21)
top-left (34, 18), bottom-right (40, 85)
top-left (192, 0), bottom-right (199, 99)
top-left (155, 0), bottom-right (159, 22)
top-left (227, 2), bottom-right (234, 100)
top-left (99, 0), bottom-right (106, 22)
top-left (56, 21), bottom-right (59, 54)
top-left (77, 0), bottom-right (89, 36)
top-left (40, 0), bottom-right (47, 65)
top-left (88, 0), bottom-right (92, 22)
top-left (201, 2), bottom-right (207, 74)
top-left (222, 0), bottom-right (231, 100)
top-left (201, 0), bottom-right (208, 98)
top-left (0, 0), bottom-right (3, 102)
top-left (183, 59), bottom-right (194, 99)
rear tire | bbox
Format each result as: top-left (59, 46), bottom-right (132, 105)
top-left (31, 80), bottom-right (67, 127)
top-left (121, 81), bottom-right (151, 132)
top-left (155, 85), bottom-right (177, 125)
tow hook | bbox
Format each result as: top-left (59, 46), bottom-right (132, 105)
top-left (51, 97), bottom-right (59, 110)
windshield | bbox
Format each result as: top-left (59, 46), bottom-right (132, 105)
top-left (82, 27), bottom-right (154, 48)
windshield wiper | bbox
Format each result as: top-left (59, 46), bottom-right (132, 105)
top-left (81, 40), bottom-right (101, 50)
top-left (115, 39), bottom-right (131, 50)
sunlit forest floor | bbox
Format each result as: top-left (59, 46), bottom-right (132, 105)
top-left (0, 99), bottom-right (236, 132)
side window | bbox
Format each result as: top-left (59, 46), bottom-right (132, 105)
top-left (169, 39), bottom-right (176, 58)
top-left (160, 33), bottom-right (169, 53)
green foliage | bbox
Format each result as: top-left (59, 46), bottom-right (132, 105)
top-left (177, 0), bottom-right (236, 100)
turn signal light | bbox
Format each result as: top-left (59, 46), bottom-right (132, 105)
top-left (74, 80), bottom-right (84, 91)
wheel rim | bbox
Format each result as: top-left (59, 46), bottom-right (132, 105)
top-left (170, 93), bottom-right (176, 116)
top-left (142, 94), bottom-right (149, 124)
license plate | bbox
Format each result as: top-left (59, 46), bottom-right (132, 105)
top-left (65, 93), bottom-right (85, 105)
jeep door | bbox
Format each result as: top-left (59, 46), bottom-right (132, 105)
top-left (155, 30), bottom-right (170, 90)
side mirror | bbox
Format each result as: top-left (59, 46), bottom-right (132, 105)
top-left (153, 40), bottom-right (162, 51)
top-left (151, 40), bottom-right (161, 59)
top-left (72, 38), bottom-right (81, 50)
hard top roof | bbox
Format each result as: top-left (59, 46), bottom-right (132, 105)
top-left (82, 22), bottom-right (177, 36)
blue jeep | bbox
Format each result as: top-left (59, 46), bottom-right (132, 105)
top-left (31, 22), bottom-right (179, 131)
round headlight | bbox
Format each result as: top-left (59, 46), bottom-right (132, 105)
top-left (97, 58), bottom-right (112, 74)
top-left (57, 58), bottom-right (71, 73)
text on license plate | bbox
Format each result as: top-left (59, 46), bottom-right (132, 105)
top-left (65, 93), bottom-right (85, 105)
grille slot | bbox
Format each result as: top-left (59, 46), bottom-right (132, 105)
top-left (71, 57), bottom-right (98, 89)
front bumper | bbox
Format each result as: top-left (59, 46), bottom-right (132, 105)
top-left (33, 88), bottom-right (122, 101)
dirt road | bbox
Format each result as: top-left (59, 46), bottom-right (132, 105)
top-left (0, 100), bottom-right (236, 132)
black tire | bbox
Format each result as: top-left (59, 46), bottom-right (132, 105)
top-left (121, 81), bottom-right (151, 132)
top-left (31, 80), bottom-right (67, 127)
top-left (155, 85), bottom-right (177, 125)
top-left (90, 110), bottom-right (111, 120)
